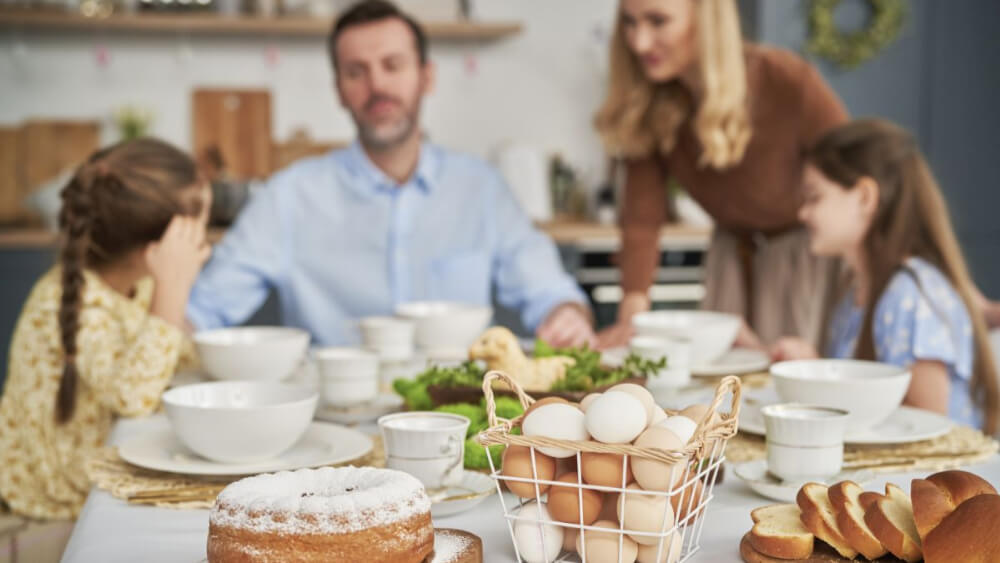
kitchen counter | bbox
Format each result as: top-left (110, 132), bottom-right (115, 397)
top-left (0, 222), bottom-right (711, 250)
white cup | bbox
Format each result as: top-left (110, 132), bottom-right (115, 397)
top-left (313, 347), bottom-right (379, 407)
top-left (359, 317), bottom-right (415, 361)
top-left (378, 412), bottom-right (470, 489)
top-left (762, 403), bottom-right (849, 482)
top-left (630, 335), bottom-right (692, 388)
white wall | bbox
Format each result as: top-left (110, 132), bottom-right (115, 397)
top-left (0, 0), bottom-right (617, 188)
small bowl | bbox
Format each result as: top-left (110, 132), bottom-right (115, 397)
top-left (313, 347), bottom-right (379, 407)
top-left (631, 310), bottom-right (740, 366)
top-left (770, 360), bottom-right (911, 432)
top-left (162, 381), bottom-right (317, 463)
top-left (395, 301), bottom-right (492, 356)
top-left (761, 403), bottom-right (849, 447)
top-left (194, 326), bottom-right (310, 382)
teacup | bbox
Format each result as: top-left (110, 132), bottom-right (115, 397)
top-left (359, 316), bottom-right (415, 361)
top-left (313, 347), bottom-right (379, 407)
top-left (762, 403), bottom-right (849, 482)
top-left (630, 335), bottom-right (692, 388)
top-left (378, 412), bottom-right (470, 489)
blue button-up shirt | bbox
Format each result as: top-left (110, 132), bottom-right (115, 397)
top-left (187, 141), bottom-right (586, 346)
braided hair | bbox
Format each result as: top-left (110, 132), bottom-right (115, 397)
top-left (55, 138), bottom-right (202, 424)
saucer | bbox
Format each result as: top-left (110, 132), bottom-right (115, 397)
top-left (118, 422), bottom-right (372, 476)
top-left (732, 459), bottom-right (875, 503)
top-left (740, 402), bottom-right (953, 445)
top-left (314, 393), bottom-right (404, 425)
top-left (428, 471), bottom-right (496, 517)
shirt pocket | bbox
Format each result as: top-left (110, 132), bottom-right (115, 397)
top-left (430, 251), bottom-right (492, 305)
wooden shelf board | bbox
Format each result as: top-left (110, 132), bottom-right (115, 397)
top-left (0, 10), bottom-right (522, 40)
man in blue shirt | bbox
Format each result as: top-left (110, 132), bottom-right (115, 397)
top-left (187, 0), bottom-right (594, 347)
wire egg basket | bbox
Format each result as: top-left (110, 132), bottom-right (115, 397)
top-left (477, 371), bottom-right (742, 562)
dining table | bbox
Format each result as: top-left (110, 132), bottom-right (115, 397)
top-left (60, 411), bottom-right (1000, 563)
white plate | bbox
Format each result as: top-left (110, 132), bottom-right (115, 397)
top-left (733, 459), bottom-right (875, 503)
top-left (314, 393), bottom-right (404, 425)
top-left (739, 403), bottom-right (954, 445)
top-left (429, 471), bottom-right (496, 518)
top-left (692, 348), bottom-right (771, 376)
top-left (119, 422), bottom-right (373, 476)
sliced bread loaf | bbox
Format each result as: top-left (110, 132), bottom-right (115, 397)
top-left (796, 482), bottom-right (858, 559)
top-left (864, 483), bottom-right (922, 562)
top-left (827, 481), bottom-right (888, 560)
top-left (748, 503), bottom-right (814, 560)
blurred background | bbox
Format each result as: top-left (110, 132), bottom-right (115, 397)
top-left (1, 0), bottom-right (999, 386)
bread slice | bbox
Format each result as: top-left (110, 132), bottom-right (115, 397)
top-left (858, 491), bottom-right (882, 511)
top-left (864, 483), bottom-right (922, 562)
top-left (796, 482), bottom-right (858, 559)
top-left (748, 504), bottom-right (814, 560)
top-left (827, 481), bottom-right (888, 560)
top-left (923, 494), bottom-right (1000, 563)
top-left (912, 470), bottom-right (998, 542)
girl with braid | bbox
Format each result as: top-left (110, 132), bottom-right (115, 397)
top-left (0, 138), bottom-right (210, 519)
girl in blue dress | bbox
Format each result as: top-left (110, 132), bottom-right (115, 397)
top-left (770, 119), bottom-right (998, 433)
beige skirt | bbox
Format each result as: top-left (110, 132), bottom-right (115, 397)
top-left (700, 227), bottom-right (841, 348)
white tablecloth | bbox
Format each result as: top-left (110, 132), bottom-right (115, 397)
top-left (61, 415), bottom-right (1000, 563)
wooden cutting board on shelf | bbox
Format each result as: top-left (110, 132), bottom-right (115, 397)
top-left (0, 120), bottom-right (100, 225)
top-left (192, 89), bottom-right (272, 180)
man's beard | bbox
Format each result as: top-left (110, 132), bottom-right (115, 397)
top-left (355, 94), bottom-right (420, 150)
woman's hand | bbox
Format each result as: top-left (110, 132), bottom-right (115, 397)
top-left (595, 292), bottom-right (650, 350)
top-left (537, 302), bottom-right (595, 348)
top-left (146, 215), bottom-right (211, 327)
top-left (769, 337), bottom-right (819, 362)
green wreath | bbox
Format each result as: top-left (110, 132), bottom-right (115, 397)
top-left (807, 0), bottom-right (906, 69)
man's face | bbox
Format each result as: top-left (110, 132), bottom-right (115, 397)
top-left (334, 18), bottom-right (434, 150)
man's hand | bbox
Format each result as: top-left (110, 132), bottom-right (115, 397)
top-left (537, 302), bottom-right (595, 349)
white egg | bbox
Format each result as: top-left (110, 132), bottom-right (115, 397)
top-left (649, 407), bottom-right (669, 427)
top-left (522, 403), bottom-right (590, 458)
top-left (513, 501), bottom-right (564, 563)
top-left (579, 393), bottom-right (601, 412)
top-left (655, 416), bottom-right (697, 444)
top-left (585, 391), bottom-right (647, 444)
top-left (607, 383), bottom-right (657, 425)
top-left (636, 533), bottom-right (683, 563)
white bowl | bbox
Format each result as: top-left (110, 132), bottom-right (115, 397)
top-left (162, 381), bottom-right (318, 463)
top-left (631, 310), bottom-right (741, 366)
top-left (770, 360), bottom-right (912, 432)
top-left (194, 326), bottom-right (310, 381)
top-left (313, 347), bottom-right (379, 407)
top-left (395, 301), bottom-right (492, 356)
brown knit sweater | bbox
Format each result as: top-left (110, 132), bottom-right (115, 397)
top-left (618, 44), bottom-right (848, 293)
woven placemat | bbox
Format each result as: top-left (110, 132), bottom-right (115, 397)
top-left (725, 425), bottom-right (999, 473)
top-left (86, 435), bottom-right (386, 510)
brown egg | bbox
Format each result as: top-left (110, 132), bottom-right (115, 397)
top-left (562, 526), bottom-right (580, 553)
top-left (523, 396), bottom-right (569, 418)
top-left (670, 470), bottom-right (706, 525)
top-left (547, 472), bottom-right (604, 525)
top-left (555, 453), bottom-right (578, 476)
top-left (631, 427), bottom-right (687, 492)
top-left (581, 452), bottom-right (634, 488)
top-left (636, 533), bottom-right (683, 563)
top-left (501, 445), bottom-right (556, 499)
top-left (597, 493), bottom-right (620, 522)
top-left (576, 520), bottom-right (638, 563)
top-left (616, 483), bottom-right (675, 546)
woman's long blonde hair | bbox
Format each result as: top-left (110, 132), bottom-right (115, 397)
top-left (809, 119), bottom-right (1000, 434)
top-left (595, 0), bottom-right (751, 169)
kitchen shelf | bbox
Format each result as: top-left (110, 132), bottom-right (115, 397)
top-left (0, 10), bottom-right (523, 40)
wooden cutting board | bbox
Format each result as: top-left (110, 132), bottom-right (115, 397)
top-left (0, 120), bottom-right (100, 226)
top-left (740, 533), bottom-right (903, 563)
top-left (192, 89), bottom-right (272, 180)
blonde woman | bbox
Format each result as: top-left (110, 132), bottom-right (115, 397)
top-left (594, 0), bottom-right (849, 349)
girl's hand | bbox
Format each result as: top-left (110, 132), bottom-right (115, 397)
top-left (770, 337), bottom-right (819, 362)
top-left (146, 216), bottom-right (211, 327)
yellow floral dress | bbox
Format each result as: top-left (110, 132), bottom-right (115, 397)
top-left (0, 268), bottom-right (196, 519)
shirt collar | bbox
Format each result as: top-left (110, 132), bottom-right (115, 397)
top-left (341, 139), bottom-right (441, 196)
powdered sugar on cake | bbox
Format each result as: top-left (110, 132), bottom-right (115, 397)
top-left (210, 466), bottom-right (431, 534)
top-left (431, 531), bottom-right (473, 563)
